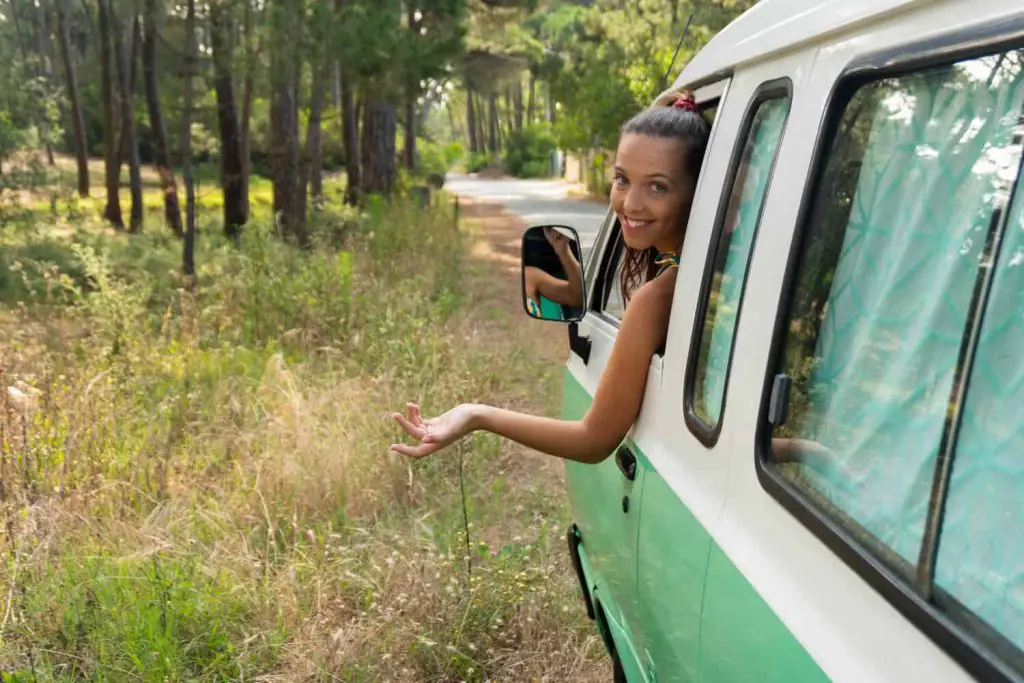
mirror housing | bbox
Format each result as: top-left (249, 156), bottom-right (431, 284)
top-left (520, 225), bottom-right (586, 324)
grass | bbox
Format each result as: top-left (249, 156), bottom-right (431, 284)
top-left (0, 165), bottom-right (609, 681)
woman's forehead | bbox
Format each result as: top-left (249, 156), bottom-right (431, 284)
top-left (616, 134), bottom-right (687, 176)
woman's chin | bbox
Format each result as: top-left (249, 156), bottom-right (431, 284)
top-left (621, 232), bottom-right (654, 251)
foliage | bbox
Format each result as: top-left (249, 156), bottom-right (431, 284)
top-left (466, 151), bottom-right (494, 174)
top-left (504, 123), bottom-right (556, 178)
top-left (0, 195), bottom-right (604, 679)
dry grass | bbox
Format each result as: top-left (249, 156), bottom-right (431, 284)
top-left (0, 190), bottom-right (610, 681)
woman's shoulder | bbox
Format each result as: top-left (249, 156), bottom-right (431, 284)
top-left (624, 269), bottom-right (676, 323)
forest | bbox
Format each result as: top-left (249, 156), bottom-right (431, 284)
top-left (0, 0), bottom-right (753, 679)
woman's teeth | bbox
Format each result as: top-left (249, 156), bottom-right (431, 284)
top-left (625, 218), bottom-right (652, 229)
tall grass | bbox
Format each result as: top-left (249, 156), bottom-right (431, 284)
top-left (0, 193), bottom-right (606, 681)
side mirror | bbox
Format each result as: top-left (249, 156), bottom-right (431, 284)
top-left (520, 225), bottom-right (586, 323)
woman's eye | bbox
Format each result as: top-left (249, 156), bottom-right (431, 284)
top-left (651, 182), bottom-right (667, 194)
top-left (613, 174), bottom-right (628, 186)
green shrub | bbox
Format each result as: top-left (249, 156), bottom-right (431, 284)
top-left (503, 124), bottom-right (557, 179)
top-left (417, 140), bottom-right (449, 188)
top-left (466, 152), bottom-right (492, 174)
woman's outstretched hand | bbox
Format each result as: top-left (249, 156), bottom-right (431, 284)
top-left (390, 403), bottom-right (480, 458)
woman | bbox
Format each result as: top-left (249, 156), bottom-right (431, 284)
top-left (524, 227), bottom-right (584, 319)
top-left (391, 92), bottom-right (711, 463)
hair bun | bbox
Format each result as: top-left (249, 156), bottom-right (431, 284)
top-left (671, 91), bottom-right (698, 113)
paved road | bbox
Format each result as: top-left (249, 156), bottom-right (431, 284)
top-left (446, 175), bottom-right (609, 263)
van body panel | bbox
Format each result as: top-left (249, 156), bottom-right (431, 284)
top-left (562, 369), bottom-right (648, 675)
top-left (697, 542), bottom-right (829, 683)
top-left (674, 0), bottom-right (933, 89)
top-left (634, 458), bottom-right (710, 683)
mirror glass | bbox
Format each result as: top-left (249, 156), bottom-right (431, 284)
top-left (521, 225), bottom-right (585, 323)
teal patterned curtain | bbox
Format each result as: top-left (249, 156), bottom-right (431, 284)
top-left (792, 55), bottom-right (1024, 568)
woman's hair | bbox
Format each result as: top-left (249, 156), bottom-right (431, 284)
top-left (618, 91), bottom-right (711, 303)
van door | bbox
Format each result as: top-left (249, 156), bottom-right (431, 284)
top-left (564, 81), bottom-right (732, 683)
top-left (563, 217), bottom-right (650, 680)
top-left (634, 69), bottom-right (796, 683)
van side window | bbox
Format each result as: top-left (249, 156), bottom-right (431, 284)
top-left (936, 183), bottom-right (1024, 653)
top-left (766, 50), bottom-right (1024, 657)
top-left (601, 232), bottom-right (628, 320)
top-left (687, 88), bottom-right (790, 439)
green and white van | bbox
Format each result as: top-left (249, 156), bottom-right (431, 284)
top-left (519, 1), bottom-right (1024, 681)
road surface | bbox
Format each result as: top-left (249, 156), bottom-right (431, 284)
top-left (446, 175), bottom-right (609, 264)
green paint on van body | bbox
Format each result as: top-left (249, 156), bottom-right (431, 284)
top-left (561, 369), bottom-right (828, 683)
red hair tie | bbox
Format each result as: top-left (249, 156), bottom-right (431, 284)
top-left (672, 93), bottom-right (698, 113)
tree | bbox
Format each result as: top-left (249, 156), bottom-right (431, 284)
top-left (340, 70), bottom-right (360, 206)
top-left (181, 0), bottom-right (197, 277)
top-left (300, 0), bottom-right (334, 205)
top-left (97, 0), bottom-right (124, 229)
top-left (210, 0), bottom-right (248, 241)
top-left (269, 0), bottom-right (304, 244)
top-left (399, 0), bottom-right (466, 172)
top-left (360, 99), bottom-right (397, 196)
top-left (55, 0), bottom-right (89, 197)
top-left (142, 0), bottom-right (183, 236)
top-left (112, 8), bottom-right (143, 232)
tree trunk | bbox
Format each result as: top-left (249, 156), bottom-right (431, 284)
top-left (30, 1), bottom-right (56, 165)
top-left (488, 94), bottom-right (498, 154)
top-left (514, 83), bottom-right (523, 132)
top-left (56, 0), bottom-right (89, 197)
top-left (113, 10), bottom-right (143, 232)
top-left (142, 0), bottom-right (182, 236)
top-left (332, 61), bottom-right (341, 110)
top-left (211, 0), bottom-right (247, 242)
top-left (182, 0), bottom-right (197, 278)
top-left (240, 0), bottom-right (256, 218)
top-left (527, 74), bottom-right (535, 125)
top-left (404, 90), bottom-right (416, 171)
top-left (360, 99), bottom-right (397, 197)
top-left (466, 89), bottom-right (478, 153)
top-left (271, 74), bottom-right (304, 244)
top-left (117, 16), bottom-right (141, 165)
top-left (475, 93), bottom-right (486, 154)
top-left (302, 63), bottom-right (329, 204)
top-left (97, 0), bottom-right (123, 229)
top-left (341, 73), bottom-right (360, 206)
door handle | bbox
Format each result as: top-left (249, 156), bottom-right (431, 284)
top-left (615, 445), bottom-right (637, 481)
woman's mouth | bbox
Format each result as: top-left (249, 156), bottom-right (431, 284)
top-left (622, 216), bottom-right (653, 231)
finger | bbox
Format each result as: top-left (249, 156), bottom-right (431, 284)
top-left (393, 412), bottom-right (427, 440)
top-left (411, 403), bottom-right (424, 425)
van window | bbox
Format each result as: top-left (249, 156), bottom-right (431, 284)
top-left (767, 48), bottom-right (1024, 653)
top-left (601, 232), bottom-right (628, 320)
top-left (936, 183), bottom-right (1024, 653)
top-left (688, 90), bottom-right (789, 435)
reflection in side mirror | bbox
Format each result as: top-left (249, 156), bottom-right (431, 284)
top-left (520, 225), bottom-right (585, 323)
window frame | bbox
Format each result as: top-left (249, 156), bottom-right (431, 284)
top-left (683, 78), bottom-right (792, 448)
top-left (753, 23), bottom-right (1024, 683)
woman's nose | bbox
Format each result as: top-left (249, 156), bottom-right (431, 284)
top-left (622, 186), bottom-right (645, 216)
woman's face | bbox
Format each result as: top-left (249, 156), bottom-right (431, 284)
top-left (610, 133), bottom-right (694, 253)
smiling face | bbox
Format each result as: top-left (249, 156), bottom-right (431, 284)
top-left (610, 133), bottom-right (696, 254)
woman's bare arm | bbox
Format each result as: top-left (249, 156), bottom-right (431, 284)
top-left (392, 273), bottom-right (676, 462)
top-left (525, 265), bottom-right (582, 309)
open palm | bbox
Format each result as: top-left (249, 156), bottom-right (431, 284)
top-left (390, 403), bottom-right (476, 458)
